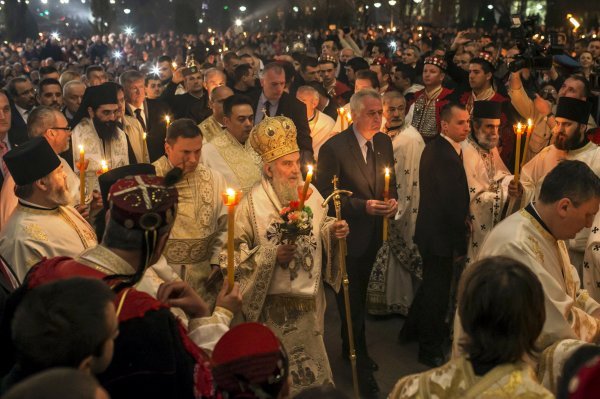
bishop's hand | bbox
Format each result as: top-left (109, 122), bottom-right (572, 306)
top-left (276, 244), bottom-right (297, 265)
top-left (508, 179), bottom-right (524, 199)
top-left (331, 220), bottom-right (349, 239)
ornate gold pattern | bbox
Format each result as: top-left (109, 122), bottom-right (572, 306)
top-left (210, 130), bottom-right (262, 191)
top-left (249, 116), bottom-right (299, 163)
top-left (21, 223), bottom-right (48, 241)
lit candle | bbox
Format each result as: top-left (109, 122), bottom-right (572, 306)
top-left (338, 107), bottom-right (346, 130)
top-left (78, 145), bottom-right (85, 205)
top-left (346, 111), bottom-right (352, 125)
top-left (383, 168), bottom-right (390, 241)
top-left (164, 115), bottom-right (171, 131)
top-left (100, 159), bottom-right (109, 174)
top-left (222, 188), bottom-right (242, 291)
top-left (521, 118), bottom-right (535, 168)
top-left (299, 165), bottom-right (314, 209)
top-left (514, 122), bottom-right (524, 183)
top-left (171, 62), bottom-right (177, 69)
top-left (142, 132), bottom-right (148, 162)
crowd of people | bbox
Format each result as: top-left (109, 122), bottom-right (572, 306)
top-left (2, 19), bottom-right (600, 399)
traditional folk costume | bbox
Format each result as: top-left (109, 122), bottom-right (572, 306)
top-left (521, 98), bottom-right (599, 271)
top-left (199, 115), bottom-right (226, 144)
top-left (201, 129), bottom-right (262, 193)
top-left (456, 205), bottom-right (600, 354)
top-left (232, 116), bottom-right (341, 395)
top-left (389, 355), bottom-right (553, 399)
top-left (462, 101), bottom-right (513, 264)
top-left (20, 175), bottom-right (220, 399)
top-left (0, 138), bottom-right (97, 281)
top-left (367, 122), bottom-right (424, 316)
top-left (153, 156), bottom-right (228, 302)
top-left (320, 55), bottom-right (351, 107)
top-left (405, 57), bottom-right (453, 143)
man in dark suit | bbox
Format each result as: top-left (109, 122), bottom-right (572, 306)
top-left (6, 77), bottom-right (36, 150)
top-left (403, 102), bottom-right (470, 367)
top-left (250, 62), bottom-right (314, 171)
top-left (0, 91), bottom-right (13, 189)
top-left (120, 70), bottom-right (172, 162)
top-left (160, 64), bottom-right (211, 125)
top-left (316, 89), bottom-right (398, 397)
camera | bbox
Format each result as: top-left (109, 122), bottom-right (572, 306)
top-left (508, 15), bottom-right (562, 72)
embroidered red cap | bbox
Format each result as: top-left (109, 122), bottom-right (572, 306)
top-left (424, 56), bottom-right (447, 71)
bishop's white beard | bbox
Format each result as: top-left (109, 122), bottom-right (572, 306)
top-left (271, 175), bottom-right (299, 205)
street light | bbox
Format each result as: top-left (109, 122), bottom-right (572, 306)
top-left (388, 0), bottom-right (396, 5)
top-left (235, 18), bottom-right (242, 27)
top-left (487, 4), bottom-right (493, 10)
top-left (123, 8), bottom-right (131, 15)
top-left (239, 5), bottom-right (246, 12)
top-left (374, 2), bottom-right (382, 7)
top-left (124, 26), bottom-right (134, 35)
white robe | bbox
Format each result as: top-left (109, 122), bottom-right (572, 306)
top-left (461, 137), bottom-right (512, 264)
top-left (201, 130), bottom-right (262, 193)
top-left (308, 110), bottom-right (335, 160)
top-left (454, 209), bottom-right (600, 354)
top-left (0, 202), bottom-right (97, 281)
top-left (71, 117), bottom-right (130, 193)
top-left (520, 142), bottom-right (600, 268)
top-left (367, 124), bottom-right (425, 315)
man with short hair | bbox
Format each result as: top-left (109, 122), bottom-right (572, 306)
top-left (345, 57), bottom-right (370, 87)
top-left (296, 85), bottom-right (335, 160)
top-left (299, 56), bottom-right (322, 84)
top-left (391, 63), bottom-right (423, 103)
top-left (403, 103), bottom-right (470, 367)
top-left (144, 73), bottom-right (162, 99)
top-left (37, 78), bottom-right (63, 110)
top-left (466, 160), bottom-right (600, 351)
top-left (202, 95), bottom-right (262, 192)
top-left (588, 38), bottom-right (600, 59)
top-left (199, 86), bottom-right (233, 143)
top-left (332, 69), bottom-right (382, 134)
top-left (0, 137), bottom-right (97, 280)
top-left (232, 64), bottom-right (256, 96)
top-left (84, 65), bottom-right (107, 87)
top-left (203, 68), bottom-right (226, 97)
top-left (39, 66), bottom-right (60, 81)
top-left (58, 70), bottom-right (81, 87)
top-left (405, 57), bottom-right (454, 142)
top-left (235, 116), bottom-right (349, 396)
top-left (402, 46), bottom-right (421, 69)
top-left (516, 97), bottom-right (600, 272)
top-left (367, 91), bottom-right (425, 316)
top-left (317, 89), bottom-right (398, 395)
top-left (161, 63), bottom-right (211, 124)
top-left (2, 278), bottom-right (117, 391)
top-left (6, 77), bottom-right (36, 146)
top-left (157, 55), bottom-right (174, 86)
top-left (62, 80), bottom-right (86, 122)
top-left (153, 119), bottom-right (228, 302)
top-left (250, 62), bottom-right (313, 171)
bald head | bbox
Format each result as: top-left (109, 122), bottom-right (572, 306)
top-left (63, 80), bottom-right (86, 114)
top-left (204, 68), bottom-right (227, 98)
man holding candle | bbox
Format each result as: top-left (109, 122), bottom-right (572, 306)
top-left (461, 101), bottom-right (513, 264)
top-left (153, 118), bottom-right (228, 305)
top-left (0, 137), bottom-right (97, 281)
top-left (367, 91), bottom-right (425, 317)
top-left (401, 103), bottom-right (470, 368)
top-left (202, 95), bottom-right (262, 192)
top-left (233, 115), bottom-right (349, 396)
top-left (515, 97), bottom-right (599, 274)
top-left (317, 89), bottom-right (397, 395)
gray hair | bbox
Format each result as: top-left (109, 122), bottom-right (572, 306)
top-left (350, 89), bottom-right (381, 115)
top-left (62, 80), bottom-right (85, 97)
top-left (204, 67), bottom-right (226, 81)
top-left (296, 85), bottom-right (319, 101)
top-left (119, 70), bottom-right (145, 88)
top-left (382, 90), bottom-right (405, 106)
top-left (27, 105), bottom-right (61, 138)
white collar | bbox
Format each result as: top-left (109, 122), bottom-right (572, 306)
top-left (440, 133), bottom-right (462, 155)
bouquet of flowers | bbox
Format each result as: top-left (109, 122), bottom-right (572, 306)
top-left (279, 189), bottom-right (313, 244)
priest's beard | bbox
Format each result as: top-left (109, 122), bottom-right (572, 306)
top-left (47, 180), bottom-right (71, 206)
top-left (474, 131), bottom-right (499, 151)
top-left (271, 175), bottom-right (299, 205)
top-left (93, 117), bottom-right (119, 142)
top-left (555, 127), bottom-right (584, 151)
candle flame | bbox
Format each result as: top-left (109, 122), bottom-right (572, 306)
top-left (165, 115), bottom-right (171, 123)
top-left (143, 132), bottom-right (147, 140)
top-left (79, 144), bottom-right (84, 153)
top-left (338, 107), bottom-right (346, 114)
top-left (171, 62), bottom-right (177, 69)
top-left (226, 188), bottom-right (236, 198)
top-left (385, 167), bottom-right (390, 176)
top-left (527, 118), bottom-right (533, 126)
top-left (100, 159), bottom-right (108, 172)
top-left (307, 164), bottom-right (313, 174)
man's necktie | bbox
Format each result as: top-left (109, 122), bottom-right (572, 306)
top-left (263, 101), bottom-right (271, 119)
top-left (134, 108), bottom-right (147, 132)
top-left (0, 141), bottom-right (9, 177)
top-left (366, 141), bottom-right (376, 183)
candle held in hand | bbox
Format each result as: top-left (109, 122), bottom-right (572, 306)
top-left (299, 165), bottom-right (314, 209)
top-left (222, 188), bottom-right (242, 291)
top-left (78, 145), bottom-right (86, 205)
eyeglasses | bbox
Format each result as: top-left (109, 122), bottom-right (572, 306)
top-left (50, 126), bottom-right (72, 131)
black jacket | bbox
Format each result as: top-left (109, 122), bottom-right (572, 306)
top-left (415, 135), bottom-right (469, 257)
top-left (125, 99), bottom-right (172, 162)
top-left (316, 127), bottom-right (397, 258)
